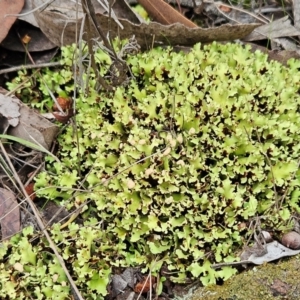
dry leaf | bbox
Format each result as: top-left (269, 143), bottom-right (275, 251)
top-left (1, 19), bottom-right (56, 52)
top-left (0, 89), bottom-right (59, 149)
top-left (134, 276), bottom-right (156, 294)
top-left (0, 188), bottom-right (20, 240)
top-left (245, 241), bottom-right (300, 265)
top-left (8, 98), bottom-right (59, 150)
top-left (137, 0), bottom-right (197, 28)
top-left (111, 274), bottom-right (128, 297)
top-left (53, 97), bottom-right (73, 111)
top-left (52, 111), bottom-right (73, 124)
top-left (18, 0), bottom-right (39, 27)
top-left (121, 268), bottom-right (135, 289)
top-left (0, 94), bottom-right (20, 129)
top-left (243, 16), bottom-right (300, 42)
top-left (245, 42), bottom-right (300, 65)
top-left (25, 183), bottom-right (36, 201)
top-left (33, 0), bottom-right (259, 48)
top-left (0, 0), bottom-right (25, 43)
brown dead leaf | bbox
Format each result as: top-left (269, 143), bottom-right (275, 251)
top-left (52, 111), bottom-right (73, 124)
top-left (33, 0), bottom-right (259, 48)
top-left (134, 276), bottom-right (156, 294)
top-left (137, 0), bottom-right (197, 28)
top-left (24, 183), bottom-right (36, 201)
top-left (53, 97), bottom-right (73, 111)
top-left (0, 0), bottom-right (24, 43)
top-left (240, 241), bottom-right (300, 265)
top-left (52, 96), bottom-right (74, 123)
top-left (0, 188), bottom-right (20, 240)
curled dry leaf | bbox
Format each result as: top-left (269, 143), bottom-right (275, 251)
top-left (52, 97), bottom-right (74, 123)
top-left (53, 97), bottom-right (73, 111)
top-left (52, 111), bottom-right (74, 124)
top-left (18, 0), bottom-right (39, 27)
top-left (243, 16), bottom-right (300, 42)
top-left (33, 0), bottom-right (259, 48)
top-left (137, 0), bottom-right (197, 28)
top-left (134, 275), bottom-right (156, 294)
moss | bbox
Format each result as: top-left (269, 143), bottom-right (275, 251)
top-left (192, 255), bottom-right (300, 300)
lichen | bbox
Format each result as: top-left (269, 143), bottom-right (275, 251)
top-left (4, 41), bottom-right (300, 298)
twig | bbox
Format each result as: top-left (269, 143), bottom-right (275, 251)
top-left (82, 0), bottom-right (117, 57)
top-left (4, 0), bottom-right (54, 17)
top-left (0, 62), bottom-right (62, 75)
top-left (254, 6), bottom-right (292, 14)
top-left (81, 0), bottom-right (113, 91)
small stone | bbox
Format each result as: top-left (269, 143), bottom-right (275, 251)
top-left (262, 231), bottom-right (273, 243)
top-left (281, 231), bottom-right (300, 249)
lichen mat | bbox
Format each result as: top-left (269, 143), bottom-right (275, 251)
top-left (4, 41), bottom-right (300, 298)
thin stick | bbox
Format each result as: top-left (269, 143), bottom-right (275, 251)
top-left (0, 62), bottom-right (62, 75)
top-left (81, 0), bottom-right (113, 91)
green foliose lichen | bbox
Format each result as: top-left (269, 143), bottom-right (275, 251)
top-left (5, 41), bottom-right (300, 297)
